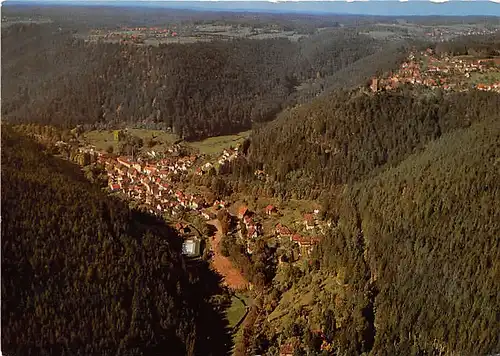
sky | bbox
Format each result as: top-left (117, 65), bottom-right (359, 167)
top-left (2, 0), bottom-right (500, 17)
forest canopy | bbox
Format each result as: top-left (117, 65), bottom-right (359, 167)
top-left (233, 90), bottom-right (500, 356)
top-left (1, 23), bottom-right (404, 140)
top-left (1, 126), bottom-right (229, 355)
top-left (234, 88), bottom-right (500, 200)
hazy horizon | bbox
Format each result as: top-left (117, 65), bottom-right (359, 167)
top-left (5, 0), bottom-right (500, 17)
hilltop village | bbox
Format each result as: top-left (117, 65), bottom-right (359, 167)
top-left (85, 26), bottom-right (179, 44)
top-left (423, 26), bottom-right (498, 42)
top-left (370, 48), bottom-right (500, 93)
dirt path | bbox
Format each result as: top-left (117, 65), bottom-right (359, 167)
top-left (207, 220), bottom-right (248, 291)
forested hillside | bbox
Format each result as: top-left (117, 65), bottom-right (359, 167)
top-left (1, 127), bottom-right (229, 355)
top-left (241, 107), bottom-right (500, 356)
top-left (235, 88), bottom-right (500, 199)
top-left (1, 23), bottom-right (403, 140)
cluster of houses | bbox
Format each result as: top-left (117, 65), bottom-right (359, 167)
top-left (234, 204), bottom-right (324, 258)
top-left (276, 211), bottom-right (324, 258)
top-left (89, 141), bottom-right (244, 228)
top-left (371, 48), bottom-right (500, 93)
top-left (99, 151), bottom-right (233, 218)
top-left (54, 131), bottom-right (327, 261)
top-left (86, 26), bottom-right (178, 44)
top-left (237, 206), bottom-right (264, 254)
top-left (195, 146), bottom-right (242, 176)
top-left (424, 27), bottom-right (499, 43)
top-left (95, 149), bottom-right (240, 257)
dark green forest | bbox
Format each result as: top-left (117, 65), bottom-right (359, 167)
top-left (1, 127), bottom-right (231, 356)
top-left (1, 23), bottom-right (407, 140)
top-left (2, 8), bottom-right (500, 356)
top-left (233, 88), bottom-right (500, 200)
top-left (233, 95), bottom-right (500, 355)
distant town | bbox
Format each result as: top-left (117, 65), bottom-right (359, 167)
top-left (370, 48), bottom-right (500, 93)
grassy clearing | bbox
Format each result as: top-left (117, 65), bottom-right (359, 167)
top-left (84, 128), bottom-right (251, 156)
top-left (127, 129), bottom-right (178, 146)
top-left (362, 31), bottom-right (397, 40)
top-left (83, 130), bottom-right (120, 153)
top-left (83, 129), bottom-right (178, 154)
top-left (226, 293), bottom-right (249, 328)
top-left (187, 130), bottom-right (251, 156)
top-left (470, 71), bottom-right (500, 84)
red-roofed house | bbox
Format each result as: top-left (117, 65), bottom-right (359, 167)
top-left (303, 214), bottom-right (315, 230)
top-left (275, 223), bottom-right (292, 237)
top-left (265, 205), bottom-right (277, 215)
top-left (109, 182), bottom-right (120, 191)
top-left (117, 157), bottom-right (132, 168)
top-left (244, 215), bottom-right (253, 228)
top-left (238, 206), bottom-right (249, 219)
top-left (279, 343), bottom-right (295, 356)
top-left (291, 234), bottom-right (321, 256)
top-left (247, 226), bottom-right (258, 239)
top-left (144, 166), bottom-right (157, 175)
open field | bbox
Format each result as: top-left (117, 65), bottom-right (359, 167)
top-left (226, 294), bottom-right (248, 328)
top-left (79, 23), bottom-right (313, 45)
top-left (83, 129), bottom-right (179, 153)
top-left (83, 36), bottom-right (213, 45)
top-left (362, 30), bottom-right (400, 40)
top-left (188, 130), bottom-right (251, 156)
top-left (84, 128), bottom-right (251, 155)
top-left (1, 17), bottom-right (53, 28)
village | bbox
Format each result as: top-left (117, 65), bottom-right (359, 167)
top-left (423, 26), bottom-right (499, 42)
top-left (83, 26), bottom-right (180, 44)
top-left (52, 129), bottom-right (329, 278)
top-left (370, 47), bottom-right (500, 93)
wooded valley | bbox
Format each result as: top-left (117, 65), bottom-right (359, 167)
top-left (1, 5), bottom-right (499, 356)
top-left (2, 22), bottom-right (409, 140)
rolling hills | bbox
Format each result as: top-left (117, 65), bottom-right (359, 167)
top-left (1, 22), bottom-right (405, 140)
top-left (236, 90), bottom-right (500, 355)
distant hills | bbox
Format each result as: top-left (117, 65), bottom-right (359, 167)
top-left (5, 0), bottom-right (500, 16)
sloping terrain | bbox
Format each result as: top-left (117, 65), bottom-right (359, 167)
top-left (1, 127), bottom-right (230, 355)
top-left (1, 23), bottom-right (397, 140)
top-left (248, 115), bottom-right (499, 355)
top-left (237, 88), bottom-right (500, 199)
